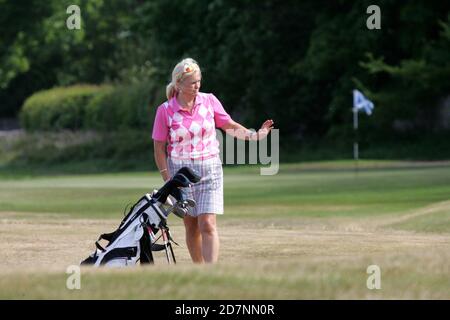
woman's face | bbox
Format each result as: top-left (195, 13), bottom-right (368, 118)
top-left (178, 71), bottom-right (201, 96)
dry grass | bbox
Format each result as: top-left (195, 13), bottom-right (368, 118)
top-left (0, 203), bottom-right (449, 299)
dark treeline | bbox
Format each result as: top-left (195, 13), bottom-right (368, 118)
top-left (1, 0), bottom-right (449, 146)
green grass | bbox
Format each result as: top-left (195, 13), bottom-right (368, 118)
top-left (389, 211), bottom-right (450, 234)
top-left (1, 162), bottom-right (449, 219)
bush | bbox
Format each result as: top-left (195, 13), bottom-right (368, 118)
top-left (20, 85), bottom-right (111, 131)
top-left (85, 82), bottom-right (165, 131)
top-left (19, 82), bottom-right (165, 132)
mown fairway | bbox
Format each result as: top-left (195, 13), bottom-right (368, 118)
top-left (0, 161), bottom-right (449, 299)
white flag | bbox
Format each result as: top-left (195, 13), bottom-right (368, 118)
top-left (353, 89), bottom-right (374, 115)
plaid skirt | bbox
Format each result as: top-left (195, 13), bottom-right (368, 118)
top-left (167, 155), bottom-right (224, 216)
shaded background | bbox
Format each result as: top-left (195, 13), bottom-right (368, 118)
top-left (1, 0), bottom-right (449, 172)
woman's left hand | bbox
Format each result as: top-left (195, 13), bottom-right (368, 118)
top-left (256, 119), bottom-right (274, 140)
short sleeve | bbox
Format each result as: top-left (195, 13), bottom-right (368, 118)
top-left (209, 94), bottom-right (232, 128)
top-left (152, 104), bottom-right (169, 142)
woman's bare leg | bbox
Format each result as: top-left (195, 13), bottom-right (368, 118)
top-left (183, 215), bottom-right (204, 263)
top-left (198, 214), bottom-right (219, 263)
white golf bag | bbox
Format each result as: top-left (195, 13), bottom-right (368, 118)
top-left (80, 167), bottom-right (201, 267)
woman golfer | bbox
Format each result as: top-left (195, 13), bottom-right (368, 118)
top-left (152, 58), bottom-right (274, 263)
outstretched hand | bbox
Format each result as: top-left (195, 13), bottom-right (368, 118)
top-left (256, 119), bottom-right (274, 140)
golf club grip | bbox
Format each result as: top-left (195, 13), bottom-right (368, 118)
top-left (177, 167), bottom-right (201, 183)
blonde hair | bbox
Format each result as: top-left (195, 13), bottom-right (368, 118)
top-left (166, 58), bottom-right (201, 100)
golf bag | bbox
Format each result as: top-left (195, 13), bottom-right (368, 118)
top-left (80, 167), bottom-right (201, 267)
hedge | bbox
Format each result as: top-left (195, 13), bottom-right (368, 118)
top-left (19, 83), bottom-right (165, 131)
top-left (20, 85), bottom-right (111, 131)
top-left (85, 82), bottom-right (164, 131)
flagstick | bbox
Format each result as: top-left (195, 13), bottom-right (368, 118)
top-left (352, 89), bottom-right (374, 176)
top-left (353, 107), bottom-right (359, 175)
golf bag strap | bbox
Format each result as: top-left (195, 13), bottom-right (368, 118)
top-left (99, 231), bottom-right (116, 242)
top-left (95, 231), bottom-right (116, 252)
top-left (108, 200), bottom-right (152, 244)
top-left (100, 247), bottom-right (138, 265)
top-left (95, 241), bottom-right (105, 252)
top-left (151, 243), bottom-right (167, 251)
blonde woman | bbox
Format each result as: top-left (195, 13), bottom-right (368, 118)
top-left (152, 58), bottom-right (274, 263)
